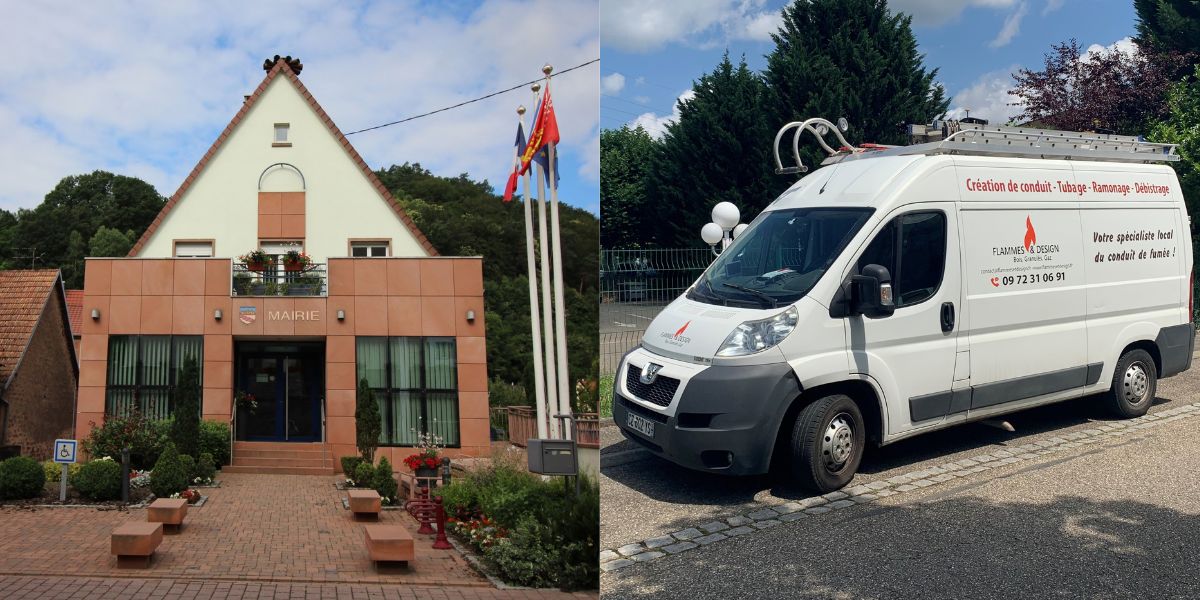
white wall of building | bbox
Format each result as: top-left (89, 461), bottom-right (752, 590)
top-left (137, 74), bottom-right (430, 260)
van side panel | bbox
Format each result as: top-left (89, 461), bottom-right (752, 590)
top-left (958, 203), bottom-right (1089, 399)
top-left (1072, 162), bottom-right (1189, 388)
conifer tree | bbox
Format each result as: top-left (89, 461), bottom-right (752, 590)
top-left (764, 0), bottom-right (949, 175)
top-left (170, 354), bottom-right (201, 458)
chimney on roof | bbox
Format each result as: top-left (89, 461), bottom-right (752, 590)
top-left (263, 55), bottom-right (303, 75)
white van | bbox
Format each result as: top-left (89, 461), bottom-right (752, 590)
top-left (614, 118), bottom-right (1195, 492)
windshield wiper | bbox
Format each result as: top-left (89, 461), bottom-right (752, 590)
top-left (721, 283), bottom-right (777, 308)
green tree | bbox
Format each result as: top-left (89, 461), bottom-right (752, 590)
top-left (648, 53), bottom-right (781, 247)
top-left (356, 378), bottom-right (382, 462)
top-left (0, 209), bottom-right (17, 269)
top-left (170, 354), bottom-right (201, 457)
top-left (600, 125), bottom-right (659, 248)
top-left (89, 226), bottom-right (136, 257)
top-left (150, 441), bottom-right (188, 498)
top-left (1136, 0), bottom-right (1200, 57)
top-left (765, 0), bottom-right (949, 172)
top-left (8, 171), bottom-right (163, 287)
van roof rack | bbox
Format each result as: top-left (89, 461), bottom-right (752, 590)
top-left (774, 118), bottom-right (1179, 175)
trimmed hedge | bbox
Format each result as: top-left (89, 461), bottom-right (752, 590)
top-left (199, 420), bottom-right (231, 466)
top-left (352, 461), bottom-right (375, 488)
top-left (72, 459), bottom-right (122, 501)
top-left (150, 442), bottom-right (188, 498)
top-left (373, 457), bottom-right (398, 502)
top-left (196, 453), bottom-right (217, 481)
top-left (0, 456), bottom-right (46, 499)
top-left (340, 455), bottom-right (364, 477)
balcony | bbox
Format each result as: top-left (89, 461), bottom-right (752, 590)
top-left (232, 263), bottom-right (327, 296)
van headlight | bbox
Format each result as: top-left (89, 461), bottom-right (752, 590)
top-left (716, 306), bottom-right (799, 357)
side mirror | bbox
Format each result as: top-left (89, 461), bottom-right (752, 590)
top-left (849, 264), bottom-right (895, 318)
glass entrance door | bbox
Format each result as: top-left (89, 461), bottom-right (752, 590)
top-left (236, 344), bottom-right (324, 441)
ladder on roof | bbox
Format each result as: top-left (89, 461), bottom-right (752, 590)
top-left (774, 118), bottom-right (1179, 176)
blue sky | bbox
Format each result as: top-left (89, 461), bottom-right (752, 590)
top-left (601, 0), bottom-right (1139, 137)
top-left (0, 0), bottom-right (600, 215)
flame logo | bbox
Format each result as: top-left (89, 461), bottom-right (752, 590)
top-left (1023, 216), bottom-right (1036, 251)
top-left (674, 321), bottom-right (692, 338)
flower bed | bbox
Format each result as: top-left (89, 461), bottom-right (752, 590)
top-left (436, 457), bottom-right (598, 591)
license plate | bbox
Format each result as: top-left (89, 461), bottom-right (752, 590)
top-left (626, 412), bottom-right (656, 438)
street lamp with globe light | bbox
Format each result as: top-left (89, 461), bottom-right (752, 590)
top-left (702, 201), bottom-right (746, 255)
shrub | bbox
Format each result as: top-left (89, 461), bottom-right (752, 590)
top-left (0, 456), bottom-right (46, 500)
top-left (483, 518), bottom-right (560, 589)
top-left (179, 454), bottom-right (196, 481)
top-left (195, 453), bottom-right (216, 482)
top-left (42, 460), bottom-right (81, 483)
top-left (83, 412), bottom-right (171, 469)
top-left (340, 455), bottom-right (364, 477)
top-left (199, 420), bottom-right (231, 466)
top-left (355, 378), bottom-right (381, 462)
top-left (150, 442), bottom-right (187, 498)
top-left (171, 355), bottom-right (202, 457)
top-left (372, 457), bottom-right (398, 503)
top-left (352, 461), bottom-right (375, 488)
top-left (72, 459), bottom-right (122, 501)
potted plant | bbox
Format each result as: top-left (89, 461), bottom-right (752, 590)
top-left (402, 430), bottom-right (444, 487)
top-left (232, 272), bottom-right (253, 296)
top-left (238, 249), bottom-right (273, 272)
top-left (282, 248), bottom-right (311, 272)
top-left (287, 274), bottom-right (322, 296)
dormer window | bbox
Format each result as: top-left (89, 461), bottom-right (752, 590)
top-left (273, 123), bottom-right (290, 147)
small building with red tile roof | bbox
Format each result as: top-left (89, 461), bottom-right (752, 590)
top-left (64, 289), bottom-right (85, 361)
top-left (0, 269), bottom-right (79, 459)
top-left (76, 56), bottom-right (488, 473)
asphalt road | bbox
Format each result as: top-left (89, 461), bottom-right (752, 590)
top-left (601, 358), bottom-right (1200, 599)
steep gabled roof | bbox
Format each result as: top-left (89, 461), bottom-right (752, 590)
top-left (0, 270), bottom-right (75, 388)
top-left (129, 60), bottom-right (437, 257)
top-left (64, 289), bottom-right (84, 337)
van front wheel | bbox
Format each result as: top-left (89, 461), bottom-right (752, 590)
top-left (1106, 349), bottom-right (1157, 418)
top-left (789, 394), bottom-right (865, 493)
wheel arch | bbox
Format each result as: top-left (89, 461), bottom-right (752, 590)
top-left (770, 377), bottom-right (887, 469)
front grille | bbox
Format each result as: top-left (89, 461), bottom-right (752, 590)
top-left (625, 364), bottom-right (681, 408)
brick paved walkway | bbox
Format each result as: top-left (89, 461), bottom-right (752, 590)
top-left (0, 575), bottom-right (594, 599)
top-left (0, 473), bottom-right (483, 587)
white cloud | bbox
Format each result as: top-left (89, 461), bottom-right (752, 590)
top-left (943, 66), bottom-right (1024, 125)
top-left (602, 72), bottom-right (627, 95)
top-left (630, 89), bottom-right (695, 138)
top-left (0, 0), bottom-right (599, 211)
top-left (1042, 0), bottom-right (1065, 15)
top-left (989, 1), bottom-right (1028, 48)
top-left (633, 95), bottom-right (650, 104)
top-left (1084, 36), bottom-right (1137, 59)
top-left (889, 0), bottom-right (1019, 27)
top-left (600, 0), bottom-right (782, 53)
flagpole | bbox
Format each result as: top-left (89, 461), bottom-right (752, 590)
top-left (518, 105), bottom-right (549, 440)
top-left (533, 82), bottom-right (561, 439)
top-left (543, 65), bottom-right (573, 440)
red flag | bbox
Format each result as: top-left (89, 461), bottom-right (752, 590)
top-left (518, 86), bottom-right (560, 177)
top-left (502, 121), bottom-right (526, 202)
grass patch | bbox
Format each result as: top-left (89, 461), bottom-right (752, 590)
top-left (599, 374), bottom-right (614, 418)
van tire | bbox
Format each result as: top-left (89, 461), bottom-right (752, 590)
top-left (1106, 349), bottom-right (1157, 418)
top-left (789, 394), bottom-right (865, 493)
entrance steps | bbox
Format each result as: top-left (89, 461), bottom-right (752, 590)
top-left (224, 441), bottom-right (334, 475)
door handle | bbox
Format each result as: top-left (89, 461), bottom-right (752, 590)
top-left (940, 302), bottom-right (955, 332)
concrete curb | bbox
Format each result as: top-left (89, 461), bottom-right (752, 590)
top-left (600, 401), bottom-right (1200, 573)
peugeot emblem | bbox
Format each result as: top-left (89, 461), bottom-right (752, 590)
top-left (640, 363), bottom-right (663, 385)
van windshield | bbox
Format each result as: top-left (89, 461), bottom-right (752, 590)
top-left (689, 208), bottom-right (874, 308)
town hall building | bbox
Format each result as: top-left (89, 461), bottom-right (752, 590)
top-left (74, 56), bottom-right (490, 473)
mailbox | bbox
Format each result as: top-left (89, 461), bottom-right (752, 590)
top-left (527, 439), bottom-right (578, 476)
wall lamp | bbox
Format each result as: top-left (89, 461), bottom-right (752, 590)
top-left (465, 310), bottom-right (476, 323)
top-left (91, 309), bottom-right (100, 321)
top-left (214, 309), bottom-right (223, 321)
top-left (337, 309), bottom-right (346, 321)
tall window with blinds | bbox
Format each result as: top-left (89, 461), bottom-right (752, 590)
top-left (106, 336), bottom-right (203, 420)
top-left (356, 337), bottom-right (460, 447)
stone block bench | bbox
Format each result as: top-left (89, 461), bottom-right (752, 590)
top-left (364, 524), bottom-right (414, 569)
top-left (111, 521), bottom-right (163, 568)
top-left (348, 490), bottom-right (382, 520)
top-left (147, 498), bottom-right (189, 533)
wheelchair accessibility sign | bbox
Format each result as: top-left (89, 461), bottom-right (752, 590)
top-left (53, 439), bottom-right (77, 464)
